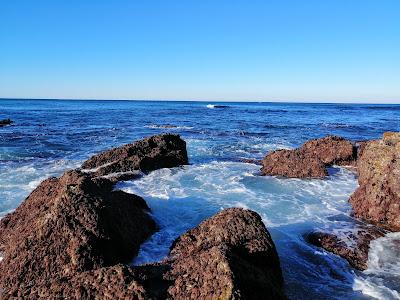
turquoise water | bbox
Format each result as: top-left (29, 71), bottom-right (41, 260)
top-left (1, 99), bottom-right (400, 299)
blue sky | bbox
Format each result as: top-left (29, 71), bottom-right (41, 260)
top-left (0, 0), bottom-right (399, 102)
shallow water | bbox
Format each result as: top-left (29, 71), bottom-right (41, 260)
top-left (1, 99), bottom-right (400, 299)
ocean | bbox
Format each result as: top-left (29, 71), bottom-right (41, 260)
top-left (1, 99), bottom-right (400, 299)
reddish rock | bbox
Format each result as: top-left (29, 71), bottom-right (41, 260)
top-left (261, 135), bottom-right (357, 178)
top-left (166, 208), bottom-right (285, 299)
top-left (261, 149), bottom-right (327, 178)
top-left (0, 170), bottom-right (157, 295)
top-left (301, 135), bottom-right (356, 166)
top-left (306, 226), bottom-right (385, 270)
top-left (81, 134), bottom-right (188, 177)
top-left (349, 132), bottom-right (400, 231)
top-left (21, 264), bottom-right (172, 299)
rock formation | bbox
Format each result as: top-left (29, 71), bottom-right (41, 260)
top-left (307, 132), bottom-right (400, 270)
top-left (306, 226), bottom-right (386, 270)
top-left (81, 134), bottom-right (188, 177)
top-left (261, 149), bottom-right (327, 178)
top-left (0, 134), bottom-right (284, 298)
top-left (166, 208), bottom-right (285, 299)
top-left (0, 170), bottom-right (157, 295)
top-left (349, 132), bottom-right (400, 231)
top-left (261, 135), bottom-right (357, 178)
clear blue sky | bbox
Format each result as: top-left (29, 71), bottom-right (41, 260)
top-left (0, 0), bottom-right (399, 102)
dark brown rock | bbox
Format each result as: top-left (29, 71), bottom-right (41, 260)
top-left (261, 149), bottom-right (327, 178)
top-left (165, 208), bottom-right (285, 299)
top-left (81, 134), bottom-right (188, 177)
top-left (261, 135), bottom-right (357, 178)
top-left (0, 170), bottom-right (157, 295)
top-left (306, 226), bottom-right (385, 270)
top-left (349, 132), bottom-right (400, 231)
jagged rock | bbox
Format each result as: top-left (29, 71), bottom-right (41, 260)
top-left (0, 170), bottom-right (157, 295)
top-left (300, 136), bottom-right (356, 166)
top-left (21, 264), bottom-right (169, 299)
top-left (261, 149), bottom-right (327, 178)
top-left (261, 135), bottom-right (357, 178)
top-left (165, 208), bottom-right (285, 299)
top-left (349, 132), bottom-right (400, 231)
top-left (81, 134), bottom-right (188, 177)
top-left (306, 226), bottom-right (386, 270)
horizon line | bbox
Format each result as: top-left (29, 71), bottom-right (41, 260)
top-left (0, 97), bottom-right (399, 105)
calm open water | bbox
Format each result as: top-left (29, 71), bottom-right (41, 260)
top-left (1, 99), bottom-right (400, 299)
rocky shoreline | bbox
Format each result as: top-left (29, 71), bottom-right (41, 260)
top-left (0, 134), bottom-right (284, 299)
top-left (261, 132), bottom-right (400, 271)
top-left (0, 132), bottom-right (398, 297)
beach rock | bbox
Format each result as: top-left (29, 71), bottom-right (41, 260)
top-left (300, 135), bottom-right (356, 166)
top-left (261, 135), bottom-right (356, 178)
top-left (261, 149), bottom-right (328, 178)
top-left (81, 134), bottom-right (188, 177)
top-left (349, 132), bottom-right (400, 231)
top-left (20, 264), bottom-right (168, 299)
top-left (0, 118), bottom-right (13, 127)
top-left (166, 208), bottom-right (285, 299)
top-left (0, 170), bottom-right (157, 294)
top-left (306, 226), bottom-right (385, 270)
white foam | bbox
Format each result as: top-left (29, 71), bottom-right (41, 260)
top-left (117, 161), bottom-right (358, 265)
top-left (354, 277), bottom-right (400, 300)
top-left (353, 232), bottom-right (400, 299)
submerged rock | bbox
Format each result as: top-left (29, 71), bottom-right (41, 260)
top-left (0, 170), bottom-right (157, 295)
top-left (239, 157), bottom-right (263, 165)
top-left (349, 132), bottom-right (400, 231)
top-left (0, 118), bottom-right (13, 127)
top-left (306, 226), bottom-right (386, 270)
top-left (261, 135), bottom-right (357, 178)
top-left (81, 134), bottom-right (188, 177)
top-left (166, 208), bottom-right (285, 299)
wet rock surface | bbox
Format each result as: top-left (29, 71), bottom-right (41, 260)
top-left (81, 134), bottom-right (188, 177)
top-left (306, 226), bottom-right (386, 270)
top-left (349, 132), bottom-right (400, 231)
top-left (0, 118), bottom-right (13, 127)
top-left (0, 170), bottom-right (157, 296)
top-left (261, 135), bottom-right (357, 178)
top-left (166, 208), bottom-right (285, 299)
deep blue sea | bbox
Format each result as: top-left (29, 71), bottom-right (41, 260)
top-left (1, 99), bottom-right (400, 299)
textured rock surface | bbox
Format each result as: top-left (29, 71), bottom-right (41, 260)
top-left (0, 170), bottom-right (157, 295)
top-left (261, 135), bottom-right (357, 178)
top-left (349, 132), bottom-right (400, 231)
top-left (81, 134), bottom-right (188, 176)
top-left (23, 264), bottom-right (167, 299)
top-left (261, 149), bottom-right (327, 178)
top-left (166, 208), bottom-right (285, 299)
top-left (306, 226), bottom-right (385, 270)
